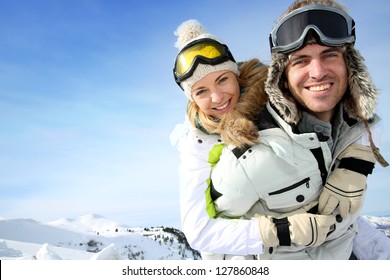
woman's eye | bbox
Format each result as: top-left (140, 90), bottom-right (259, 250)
top-left (218, 76), bottom-right (228, 84)
top-left (195, 89), bottom-right (206, 96)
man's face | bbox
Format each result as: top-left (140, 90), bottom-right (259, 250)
top-left (284, 44), bottom-right (348, 122)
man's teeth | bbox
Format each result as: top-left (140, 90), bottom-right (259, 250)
top-left (216, 101), bottom-right (229, 110)
top-left (308, 84), bottom-right (331, 91)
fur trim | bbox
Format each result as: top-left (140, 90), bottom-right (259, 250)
top-left (265, 53), bottom-right (300, 124)
top-left (343, 45), bottom-right (378, 121)
top-left (265, 0), bottom-right (378, 124)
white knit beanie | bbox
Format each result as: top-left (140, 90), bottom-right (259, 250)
top-left (174, 19), bottom-right (239, 100)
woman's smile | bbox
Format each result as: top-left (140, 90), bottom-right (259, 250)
top-left (214, 99), bottom-right (231, 111)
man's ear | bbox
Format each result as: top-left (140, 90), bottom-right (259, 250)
top-left (284, 80), bottom-right (288, 90)
top-left (281, 73), bottom-right (289, 91)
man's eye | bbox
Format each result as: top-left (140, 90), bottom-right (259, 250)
top-left (324, 52), bottom-right (338, 59)
top-left (291, 59), bottom-right (307, 66)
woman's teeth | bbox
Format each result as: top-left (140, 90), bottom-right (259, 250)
top-left (216, 101), bottom-right (229, 110)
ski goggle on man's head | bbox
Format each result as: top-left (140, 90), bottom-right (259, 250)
top-left (269, 4), bottom-right (356, 54)
top-left (173, 38), bottom-right (236, 85)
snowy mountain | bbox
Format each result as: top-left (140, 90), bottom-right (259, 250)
top-left (360, 215), bottom-right (390, 237)
top-left (0, 214), bottom-right (200, 260)
top-left (0, 214), bottom-right (389, 260)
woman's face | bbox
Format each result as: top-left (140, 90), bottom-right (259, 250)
top-left (191, 70), bottom-right (240, 119)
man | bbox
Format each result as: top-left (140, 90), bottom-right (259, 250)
top-left (263, 0), bottom-right (389, 258)
top-left (208, 0), bottom-right (389, 259)
top-left (171, 1), bottom-right (390, 260)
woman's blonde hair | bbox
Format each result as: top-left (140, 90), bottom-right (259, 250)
top-left (186, 58), bottom-right (269, 146)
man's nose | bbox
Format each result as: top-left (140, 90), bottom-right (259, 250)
top-left (309, 59), bottom-right (328, 80)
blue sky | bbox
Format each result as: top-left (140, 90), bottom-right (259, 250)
top-left (0, 0), bottom-right (389, 228)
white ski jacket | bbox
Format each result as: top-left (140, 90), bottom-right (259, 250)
top-left (211, 103), bottom-right (378, 259)
top-left (170, 104), bottom-right (390, 259)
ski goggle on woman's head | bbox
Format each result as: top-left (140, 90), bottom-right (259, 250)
top-left (173, 38), bottom-right (236, 86)
top-left (269, 4), bottom-right (356, 54)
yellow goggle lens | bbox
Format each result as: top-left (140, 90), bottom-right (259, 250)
top-left (175, 43), bottom-right (225, 76)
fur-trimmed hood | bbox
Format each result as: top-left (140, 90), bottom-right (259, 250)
top-left (265, 0), bottom-right (378, 125)
top-left (265, 44), bottom-right (378, 125)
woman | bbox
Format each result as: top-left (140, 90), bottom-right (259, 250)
top-left (170, 19), bottom-right (390, 259)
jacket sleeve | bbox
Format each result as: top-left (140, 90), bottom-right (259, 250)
top-left (172, 123), bottom-right (264, 255)
top-left (351, 121), bottom-right (390, 259)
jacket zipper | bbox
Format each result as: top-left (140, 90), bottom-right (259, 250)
top-left (268, 177), bottom-right (310, 196)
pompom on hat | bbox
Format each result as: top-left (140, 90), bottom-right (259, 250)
top-left (174, 19), bottom-right (239, 100)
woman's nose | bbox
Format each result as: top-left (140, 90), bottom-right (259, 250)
top-left (210, 90), bottom-right (224, 103)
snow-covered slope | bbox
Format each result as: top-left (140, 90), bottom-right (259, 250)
top-left (1, 214), bottom-right (389, 260)
top-left (361, 215), bottom-right (390, 237)
top-left (0, 214), bottom-right (200, 260)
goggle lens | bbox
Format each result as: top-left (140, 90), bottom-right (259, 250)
top-left (173, 39), bottom-right (235, 84)
top-left (270, 5), bottom-right (355, 53)
top-left (276, 11), bottom-right (349, 45)
top-left (175, 42), bottom-right (225, 76)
